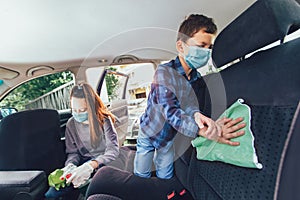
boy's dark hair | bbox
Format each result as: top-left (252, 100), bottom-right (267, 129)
top-left (177, 14), bottom-right (217, 42)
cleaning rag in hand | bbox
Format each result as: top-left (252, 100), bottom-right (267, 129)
top-left (191, 98), bottom-right (262, 169)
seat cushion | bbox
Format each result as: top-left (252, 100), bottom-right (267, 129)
top-left (87, 194), bottom-right (122, 200)
top-left (0, 171), bottom-right (47, 200)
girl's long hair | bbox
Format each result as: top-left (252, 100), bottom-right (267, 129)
top-left (70, 82), bottom-right (115, 148)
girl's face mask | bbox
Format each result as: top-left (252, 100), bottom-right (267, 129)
top-left (71, 97), bottom-right (88, 123)
top-left (72, 111), bottom-right (88, 123)
top-left (183, 45), bottom-right (211, 69)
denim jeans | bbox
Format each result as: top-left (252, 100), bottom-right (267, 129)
top-left (134, 128), bottom-right (174, 179)
top-left (44, 183), bottom-right (88, 199)
top-left (44, 185), bottom-right (77, 199)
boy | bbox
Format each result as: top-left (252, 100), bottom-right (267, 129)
top-left (134, 14), bottom-right (222, 179)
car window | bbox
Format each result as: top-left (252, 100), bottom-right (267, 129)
top-left (86, 63), bottom-right (156, 141)
top-left (86, 66), bottom-right (131, 103)
top-left (101, 67), bottom-right (130, 103)
top-left (0, 71), bottom-right (74, 111)
top-left (86, 63), bottom-right (156, 102)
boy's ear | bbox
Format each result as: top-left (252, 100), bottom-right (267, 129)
top-left (176, 40), bottom-right (184, 54)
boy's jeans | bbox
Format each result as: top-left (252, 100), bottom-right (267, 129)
top-left (134, 128), bottom-right (174, 179)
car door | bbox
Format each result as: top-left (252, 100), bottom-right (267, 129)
top-left (96, 68), bottom-right (129, 146)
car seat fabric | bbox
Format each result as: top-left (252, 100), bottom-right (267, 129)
top-left (184, 0), bottom-right (300, 199)
top-left (86, 165), bottom-right (192, 200)
top-left (0, 109), bottom-right (66, 176)
top-left (87, 194), bottom-right (122, 200)
top-left (205, 38), bottom-right (300, 118)
top-left (0, 171), bottom-right (47, 200)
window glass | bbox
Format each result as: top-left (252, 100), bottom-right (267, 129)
top-left (86, 63), bottom-right (156, 139)
top-left (0, 71), bottom-right (74, 111)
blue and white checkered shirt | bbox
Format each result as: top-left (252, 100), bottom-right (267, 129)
top-left (140, 57), bottom-right (201, 149)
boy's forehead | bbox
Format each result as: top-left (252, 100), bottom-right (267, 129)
top-left (187, 31), bottom-right (215, 46)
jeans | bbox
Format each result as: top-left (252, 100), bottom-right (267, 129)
top-left (45, 185), bottom-right (77, 199)
top-left (44, 184), bottom-right (88, 199)
top-left (134, 128), bottom-right (174, 179)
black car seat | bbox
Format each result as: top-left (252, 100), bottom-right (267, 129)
top-left (0, 109), bottom-right (66, 199)
top-left (88, 194), bottom-right (122, 200)
top-left (183, 0), bottom-right (300, 199)
top-left (0, 109), bottom-right (65, 174)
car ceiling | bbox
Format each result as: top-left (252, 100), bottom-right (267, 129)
top-left (0, 0), bottom-right (255, 96)
top-left (0, 0), bottom-right (255, 64)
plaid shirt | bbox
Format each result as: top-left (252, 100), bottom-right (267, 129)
top-left (140, 57), bottom-right (201, 149)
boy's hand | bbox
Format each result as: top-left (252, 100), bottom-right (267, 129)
top-left (195, 112), bottom-right (221, 140)
top-left (198, 117), bottom-right (246, 146)
top-left (194, 112), bottom-right (204, 129)
top-left (216, 117), bottom-right (246, 146)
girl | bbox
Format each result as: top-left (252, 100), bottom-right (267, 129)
top-left (45, 82), bottom-right (119, 199)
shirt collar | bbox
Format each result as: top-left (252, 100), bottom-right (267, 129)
top-left (174, 56), bottom-right (201, 82)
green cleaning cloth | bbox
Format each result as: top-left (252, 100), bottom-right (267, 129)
top-left (191, 98), bottom-right (262, 169)
top-left (48, 169), bottom-right (67, 190)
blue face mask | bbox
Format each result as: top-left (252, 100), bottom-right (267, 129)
top-left (184, 46), bottom-right (211, 69)
top-left (72, 111), bottom-right (88, 123)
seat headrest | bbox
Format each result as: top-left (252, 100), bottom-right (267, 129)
top-left (212, 0), bottom-right (300, 68)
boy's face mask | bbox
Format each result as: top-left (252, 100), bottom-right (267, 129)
top-left (72, 111), bottom-right (88, 123)
top-left (183, 45), bottom-right (211, 69)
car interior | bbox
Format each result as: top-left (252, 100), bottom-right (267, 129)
top-left (0, 0), bottom-right (299, 199)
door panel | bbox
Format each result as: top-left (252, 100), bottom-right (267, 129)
top-left (107, 99), bottom-right (129, 146)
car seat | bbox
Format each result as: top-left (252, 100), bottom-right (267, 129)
top-left (0, 109), bottom-right (66, 199)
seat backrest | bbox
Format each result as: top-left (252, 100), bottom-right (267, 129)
top-left (178, 0), bottom-right (300, 199)
top-left (212, 0), bottom-right (300, 68)
top-left (0, 109), bottom-right (66, 176)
